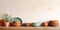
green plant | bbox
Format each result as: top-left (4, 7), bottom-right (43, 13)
top-left (3, 14), bottom-right (11, 22)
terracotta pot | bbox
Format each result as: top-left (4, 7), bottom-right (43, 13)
top-left (0, 20), bottom-right (3, 26)
top-left (42, 22), bottom-right (48, 27)
top-left (23, 23), bottom-right (31, 27)
top-left (12, 21), bottom-right (21, 27)
top-left (4, 22), bottom-right (9, 27)
top-left (1, 20), bottom-right (5, 26)
top-left (48, 20), bottom-right (58, 26)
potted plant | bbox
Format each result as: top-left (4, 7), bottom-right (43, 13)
top-left (3, 14), bottom-right (11, 27)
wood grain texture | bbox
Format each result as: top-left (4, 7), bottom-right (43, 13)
top-left (0, 27), bottom-right (60, 30)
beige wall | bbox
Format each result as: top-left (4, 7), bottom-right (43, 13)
top-left (0, 0), bottom-right (60, 25)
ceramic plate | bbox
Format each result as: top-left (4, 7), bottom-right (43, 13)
top-left (10, 17), bottom-right (22, 24)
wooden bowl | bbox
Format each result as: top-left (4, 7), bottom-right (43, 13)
top-left (23, 23), bottom-right (31, 27)
top-left (12, 21), bottom-right (21, 27)
top-left (48, 20), bottom-right (58, 26)
top-left (41, 22), bottom-right (48, 27)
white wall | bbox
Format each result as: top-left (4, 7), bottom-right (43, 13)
top-left (0, 0), bottom-right (60, 25)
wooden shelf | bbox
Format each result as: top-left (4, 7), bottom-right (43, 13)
top-left (0, 27), bottom-right (60, 30)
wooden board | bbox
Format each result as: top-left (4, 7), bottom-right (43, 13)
top-left (0, 27), bottom-right (59, 30)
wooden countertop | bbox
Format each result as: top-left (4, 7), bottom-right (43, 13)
top-left (0, 27), bottom-right (60, 30)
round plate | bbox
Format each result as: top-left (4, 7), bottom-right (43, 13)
top-left (10, 17), bottom-right (22, 24)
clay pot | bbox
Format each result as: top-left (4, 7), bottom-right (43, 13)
top-left (1, 20), bottom-right (5, 26)
top-left (12, 21), bottom-right (21, 27)
top-left (48, 20), bottom-right (58, 27)
top-left (4, 22), bottom-right (9, 27)
top-left (0, 20), bottom-right (5, 26)
top-left (0, 20), bottom-right (10, 27)
top-left (41, 22), bottom-right (48, 27)
top-left (23, 23), bottom-right (31, 27)
top-left (0, 20), bottom-right (3, 26)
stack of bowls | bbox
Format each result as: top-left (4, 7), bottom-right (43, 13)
top-left (48, 20), bottom-right (58, 27)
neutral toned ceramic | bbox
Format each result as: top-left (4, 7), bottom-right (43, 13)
top-left (31, 22), bottom-right (41, 27)
top-left (4, 22), bottom-right (9, 27)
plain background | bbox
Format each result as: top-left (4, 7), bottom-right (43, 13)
top-left (0, 0), bottom-right (60, 26)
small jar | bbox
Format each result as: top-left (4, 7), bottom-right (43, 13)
top-left (42, 22), bottom-right (48, 27)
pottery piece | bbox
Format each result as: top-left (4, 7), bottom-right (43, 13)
top-left (12, 21), bottom-right (21, 27)
top-left (48, 20), bottom-right (58, 27)
top-left (4, 22), bottom-right (9, 27)
top-left (23, 23), bottom-right (31, 27)
top-left (31, 22), bottom-right (41, 27)
top-left (41, 22), bottom-right (48, 27)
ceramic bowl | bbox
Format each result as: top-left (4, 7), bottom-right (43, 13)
top-left (31, 22), bottom-right (41, 27)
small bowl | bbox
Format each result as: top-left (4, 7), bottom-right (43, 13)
top-left (41, 22), bottom-right (48, 27)
top-left (12, 21), bottom-right (21, 27)
top-left (31, 22), bottom-right (41, 27)
top-left (23, 23), bottom-right (31, 27)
